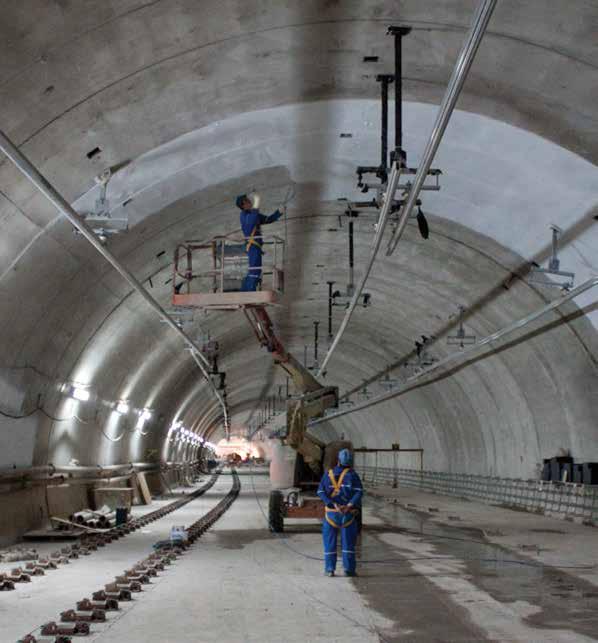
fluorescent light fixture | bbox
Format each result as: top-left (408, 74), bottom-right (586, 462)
top-left (72, 385), bottom-right (90, 402)
top-left (115, 401), bottom-right (129, 415)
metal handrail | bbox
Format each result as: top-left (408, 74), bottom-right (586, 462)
top-left (311, 277), bottom-right (598, 426)
top-left (173, 234), bottom-right (285, 294)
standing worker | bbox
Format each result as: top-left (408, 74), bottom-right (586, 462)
top-left (317, 448), bottom-right (363, 577)
top-left (236, 194), bottom-right (284, 292)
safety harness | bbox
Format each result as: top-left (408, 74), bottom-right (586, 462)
top-left (245, 224), bottom-right (262, 252)
top-left (324, 468), bottom-right (356, 529)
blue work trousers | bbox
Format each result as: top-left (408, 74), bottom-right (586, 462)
top-left (322, 512), bottom-right (358, 574)
top-left (241, 245), bottom-right (262, 292)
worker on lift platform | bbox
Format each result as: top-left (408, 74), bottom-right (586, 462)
top-left (236, 194), bottom-right (284, 292)
top-left (317, 448), bottom-right (363, 577)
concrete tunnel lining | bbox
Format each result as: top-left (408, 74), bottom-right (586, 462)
top-left (1, 5), bottom-right (598, 639)
top-left (1, 99), bottom-right (598, 482)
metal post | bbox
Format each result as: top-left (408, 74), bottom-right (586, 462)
top-left (386, 0), bottom-right (497, 255)
top-left (313, 321), bottom-right (320, 363)
top-left (187, 246), bottom-right (192, 294)
top-left (327, 281), bottom-right (335, 339)
top-left (388, 26), bottom-right (411, 163)
top-left (0, 129), bottom-right (229, 430)
top-left (376, 75), bottom-right (393, 183)
top-left (220, 239), bottom-right (225, 293)
top-left (348, 219), bottom-right (355, 295)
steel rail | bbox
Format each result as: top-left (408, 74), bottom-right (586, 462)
top-left (385, 0), bottom-right (497, 256)
top-left (0, 129), bottom-right (228, 430)
top-left (311, 277), bottom-right (598, 426)
top-left (317, 165), bottom-right (402, 377)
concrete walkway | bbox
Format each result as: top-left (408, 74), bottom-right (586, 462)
top-left (3, 470), bottom-right (598, 642)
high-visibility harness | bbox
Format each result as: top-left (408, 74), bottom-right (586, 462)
top-left (324, 468), bottom-right (357, 529)
top-left (245, 224), bottom-right (263, 252)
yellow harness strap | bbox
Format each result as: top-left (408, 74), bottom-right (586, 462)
top-left (325, 468), bottom-right (356, 528)
top-left (328, 468), bottom-right (350, 498)
top-left (245, 224), bottom-right (262, 252)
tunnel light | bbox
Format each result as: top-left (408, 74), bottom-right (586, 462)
top-left (115, 401), bottom-right (130, 415)
top-left (63, 383), bottom-right (91, 402)
top-left (136, 408), bottom-right (152, 430)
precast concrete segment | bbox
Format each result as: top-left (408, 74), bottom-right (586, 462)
top-left (0, 470), bottom-right (219, 590)
top-left (1, 474), bottom-right (234, 643)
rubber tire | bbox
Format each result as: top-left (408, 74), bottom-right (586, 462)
top-left (268, 490), bottom-right (285, 533)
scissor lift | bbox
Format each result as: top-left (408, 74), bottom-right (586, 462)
top-left (172, 233), bottom-right (285, 310)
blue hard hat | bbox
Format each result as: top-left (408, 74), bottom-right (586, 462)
top-left (338, 448), bottom-right (352, 466)
top-left (236, 194), bottom-right (248, 209)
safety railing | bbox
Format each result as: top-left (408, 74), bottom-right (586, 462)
top-left (357, 465), bottom-right (598, 525)
top-left (173, 233), bottom-right (285, 296)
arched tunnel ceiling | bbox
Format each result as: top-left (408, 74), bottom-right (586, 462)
top-left (0, 1), bottom-right (597, 478)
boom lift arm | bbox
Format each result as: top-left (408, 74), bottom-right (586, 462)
top-left (244, 306), bottom-right (338, 472)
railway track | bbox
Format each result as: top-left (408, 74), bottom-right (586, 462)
top-left (15, 469), bottom-right (240, 643)
top-left (2, 471), bottom-right (221, 592)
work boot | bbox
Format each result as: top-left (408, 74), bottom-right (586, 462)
top-left (325, 570), bottom-right (335, 577)
top-left (344, 570), bottom-right (357, 577)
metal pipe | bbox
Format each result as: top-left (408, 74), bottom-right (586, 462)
top-left (348, 219), bottom-right (355, 294)
top-left (327, 281), bottom-right (334, 339)
top-left (0, 129), bottom-right (228, 430)
top-left (377, 75), bottom-right (391, 181)
top-left (0, 460), bottom-right (185, 483)
top-left (313, 320), bottom-right (320, 363)
top-left (312, 277), bottom-right (598, 425)
top-left (318, 164), bottom-right (402, 376)
top-left (388, 26), bottom-right (411, 157)
top-left (395, 31), bottom-right (402, 154)
top-left (386, 0), bottom-right (497, 256)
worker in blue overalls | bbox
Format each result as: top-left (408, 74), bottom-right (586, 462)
top-left (317, 448), bottom-right (363, 577)
top-left (236, 194), bottom-right (284, 292)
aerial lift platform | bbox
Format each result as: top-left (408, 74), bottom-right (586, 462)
top-left (172, 233), bottom-right (347, 532)
top-left (172, 233), bottom-right (285, 309)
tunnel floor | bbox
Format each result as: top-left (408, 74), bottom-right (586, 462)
top-left (3, 469), bottom-right (598, 642)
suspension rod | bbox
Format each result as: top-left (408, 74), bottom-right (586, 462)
top-left (385, 0), bottom-right (497, 256)
top-left (317, 164), bottom-right (402, 376)
top-left (311, 277), bottom-right (598, 426)
top-left (0, 128), bottom-right (229, 431)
